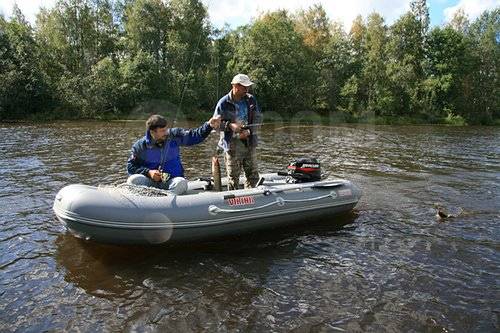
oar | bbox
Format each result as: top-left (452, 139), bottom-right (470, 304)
top-left (222, 180), bottom-right (344, 200)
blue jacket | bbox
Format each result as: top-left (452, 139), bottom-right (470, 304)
top-left (127, 122), bottom-right (213, 178)
top-left (213, 92), bottom-right (262, 152)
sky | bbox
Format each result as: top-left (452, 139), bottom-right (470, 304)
top-left (0, 0), bottom-right (498, 30)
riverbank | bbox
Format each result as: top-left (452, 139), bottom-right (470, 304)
top-left (2, 108), bottom-right (499, 126)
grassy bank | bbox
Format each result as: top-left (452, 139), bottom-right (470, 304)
top-left (2, 108), bottom-right (498, 126)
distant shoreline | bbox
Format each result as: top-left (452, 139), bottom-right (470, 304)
top-left (2, 110), bottom-right (499, 126)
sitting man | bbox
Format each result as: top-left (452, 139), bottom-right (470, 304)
top-left (127, 114), bottom-right (221, 195)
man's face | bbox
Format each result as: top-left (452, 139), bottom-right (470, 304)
top-left (151, 126), bottom-right (168, 142)
top-left (232, 83), bottom-right (249, 99)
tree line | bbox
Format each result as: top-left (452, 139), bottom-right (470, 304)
top-left (0, 0), bottom-right (498, 124)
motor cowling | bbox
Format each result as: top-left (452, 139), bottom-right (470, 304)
top-left (286, 158), bottom-right (321, 182)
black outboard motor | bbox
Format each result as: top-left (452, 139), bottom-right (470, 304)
top-left (285, 158), bottom-right (321, 182)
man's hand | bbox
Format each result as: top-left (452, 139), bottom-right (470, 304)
top-left (229, 122), bottom-right (242, 133)
top-left (148, 169), bottom-right (162, 182)
top-left (208, 115), bottom-right (221, 129)
top-left (229, 122), bottom-right (250, 139)
top-left (239, 129), bottom-right (251, 139)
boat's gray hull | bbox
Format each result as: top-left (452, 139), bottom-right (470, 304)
top-left (53, 174), bottom-right (362, 245)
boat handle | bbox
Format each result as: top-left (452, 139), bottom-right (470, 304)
top-left (208, 191), bottom-right (337, 215)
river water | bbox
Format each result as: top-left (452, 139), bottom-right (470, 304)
top-left (0, 121), bottom-right (498, 332)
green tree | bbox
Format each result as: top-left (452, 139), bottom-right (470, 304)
top-left (122, 0), bottom-right (170, 105)
top-left (229, 11), bottom-right (315, 112)
top-left (0, 6), bottom-right (52, 119)
top-left (123, 0), bottom-right (170, 66)
top-left (295, 4), bottom-right (331, 57)
top-left (410, 0), bottom-right (430, 43)
top-left (449, 8), bottom-right (470, 34)
top-left (294, 4), bottom-right (335, 111)
top-left (349, 15), bottom-right (367, 75)
top-left (387, 13), bottom-right (424, 116)
top-left (363, 13), bottom-right (394, 116)
top-left (466, 8), bottom-right (499, 123)
top-left (424, 26), bottom-right (473, 118)
top-left (87, 57), bottom-right (122, 114)
top-left (318, 23), bottom-right (352, 112)
top-left (35, 0), bottom-right (119, 116)
top-left (206, 25), bottom-right (237, 108)
top-left (167, 0), bottom-right (211, 109)
top-left (119, 50), bottom-right (162, 109)
top-left (339, 15), bottom-right (367, 115)
top-left (92, 0), bottom-right (119, 60)
top-left (340, 75), bottom-right (361, 116)
top-left (37, 0), bottom-right (116, 75)
top-left (339, 13), bottom-right (394, 117)
top-left (385, 1), bottom-right (430, 117)
top-left (122, 0), bottom-right (211, 110)
top-left (1, 1), bottom-right (497, 124)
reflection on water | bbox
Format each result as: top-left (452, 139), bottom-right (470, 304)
top-left (0, 121), bottom-right (499, 331)
top-left (54, 213), bottom-right (356, 298)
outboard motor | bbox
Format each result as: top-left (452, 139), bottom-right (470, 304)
top-left (285, 158), bottom-right (321, 182)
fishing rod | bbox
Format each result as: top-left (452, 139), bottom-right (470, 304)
top-left (241, 123), bottom-right (263, 129)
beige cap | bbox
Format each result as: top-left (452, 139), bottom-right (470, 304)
top-left (231, 74), bottom-right (254, 86)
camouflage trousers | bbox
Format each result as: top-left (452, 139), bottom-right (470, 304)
top-left (224, 139), bottom-right (259, 190)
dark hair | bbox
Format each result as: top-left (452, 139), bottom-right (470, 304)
top-left (146, 114), bottom-right (167, 131)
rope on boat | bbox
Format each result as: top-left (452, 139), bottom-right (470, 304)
top-left (98, 183), bottom-right (172, 197)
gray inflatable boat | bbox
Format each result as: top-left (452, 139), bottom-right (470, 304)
top-left (53, 173), bottom-right (362, 245)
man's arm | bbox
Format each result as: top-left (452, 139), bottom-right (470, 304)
top-left (214, 100), bottom-right (236, 133)
top-left (172, 117), bottom-right (220, 146)
top-left (126, 144), bottom-right (149, 176)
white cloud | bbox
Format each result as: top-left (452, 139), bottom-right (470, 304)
top-left (204, 0), bottom-right (413, 30)
top-left (2, 0), bottom-right (412, 30)
top-left (4, 0), bottom-right (498, 32)
top-left (0, 0), bottom-right (56, 23)
top-left (443, 0), bottom-right (500, 22)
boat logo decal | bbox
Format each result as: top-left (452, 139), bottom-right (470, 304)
top-left (338, 189), bottom-right (352, 197)
top-left (227, 196), bottom-right (255, 206)
top-left (301, 163), bottom-right (320, 168)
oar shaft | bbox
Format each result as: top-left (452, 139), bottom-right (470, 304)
top-left (223, 181), bottom-right (343, 200)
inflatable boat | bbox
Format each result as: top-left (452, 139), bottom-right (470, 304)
top-left (53, 171), bottom-right (362, 245)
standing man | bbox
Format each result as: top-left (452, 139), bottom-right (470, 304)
top-left (127, 114), bottom-right (221, 195)
top-left (214, 74), bottom-right (262, 190)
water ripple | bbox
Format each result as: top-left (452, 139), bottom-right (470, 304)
top-left (0, 122), bottom-right (498, 331)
